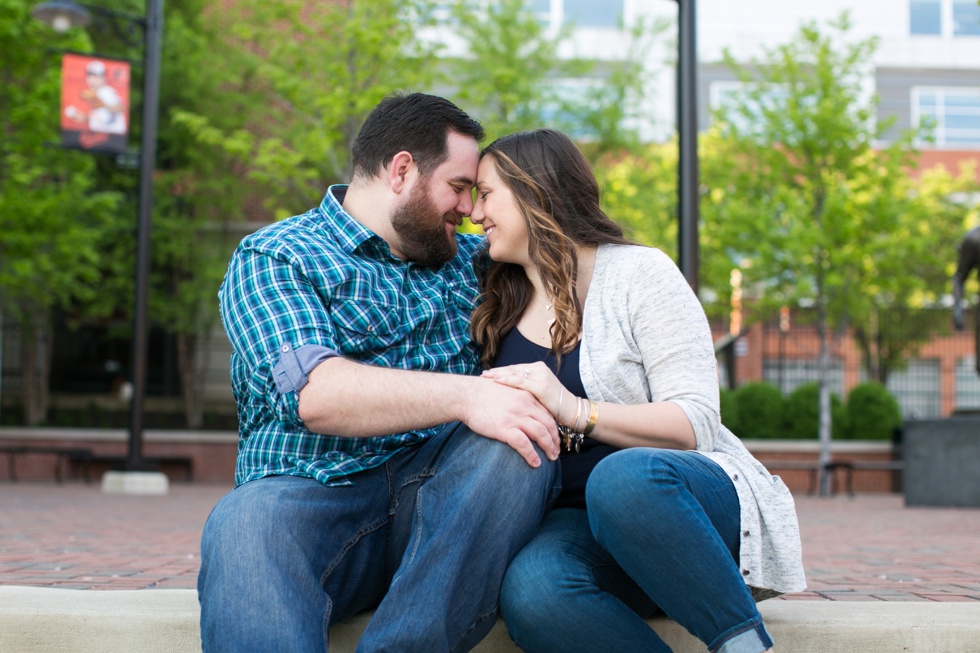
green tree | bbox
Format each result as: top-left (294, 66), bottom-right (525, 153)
top-left (701, 13), bottom-right (967, 491)
top-left (29, 0), bottom-right (248, 428)
top-left (0, 0), bottom-right (121, 424)
top-left (150, 0), bottom-right (249, 427)
top-left (445, 0), bottom-right (666, 157)
top-left (594, 141), bottom-right (677, 252)
top-left (174, 0), bottom-right (444, 219)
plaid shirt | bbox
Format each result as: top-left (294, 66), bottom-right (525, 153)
top-left (219, 186), bottom-right (484, 486)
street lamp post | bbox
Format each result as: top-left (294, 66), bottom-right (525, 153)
top-left (674, 0), bottom-right (699, 295)
top-left (32, 0), bottom-right (164, 486)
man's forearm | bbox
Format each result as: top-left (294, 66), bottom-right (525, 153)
top-left (297, 356), bottom-right (476, 437)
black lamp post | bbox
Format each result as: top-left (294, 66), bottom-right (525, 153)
top-left (673, 0), bottom-right (699, 295)
top-left (32, 0), bottom-right (163, 472)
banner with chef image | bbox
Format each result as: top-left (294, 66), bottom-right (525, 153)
top-left (60, 53), bottom-right (131, 154)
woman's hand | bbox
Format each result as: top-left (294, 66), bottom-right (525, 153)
top-left (482, 361), bottom-right (571, 425)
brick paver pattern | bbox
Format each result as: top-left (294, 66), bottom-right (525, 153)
top-left (1, 484), bottom-right (979, 601)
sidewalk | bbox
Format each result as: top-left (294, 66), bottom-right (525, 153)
top-left (1, 483), bottom-right (979, 601)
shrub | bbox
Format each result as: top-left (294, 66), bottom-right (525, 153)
top-left (782, 382), bottom-right (847, 440)
top-left (844, 382), bottom-right (902, 440)
top-left (732, 382), bottom-right (784, 439)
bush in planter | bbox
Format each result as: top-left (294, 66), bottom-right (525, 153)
top-left (719, 387), bottom-right (740, 436)
top-left (782, 382), bottom-right (847, 439)
top-left (732, 382), bottom-right (784, 439)
top-left (843, 382), bottom-right (902, 440)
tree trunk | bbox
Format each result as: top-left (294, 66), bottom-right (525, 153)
top-left (817, 318), bottom-right (833, 496)
top-left (20, 314), bottom-right (52, 426)
top-left (177, 330), bottom-right (210, 429)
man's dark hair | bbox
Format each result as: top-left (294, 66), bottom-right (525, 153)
top-left (351, 92), bottom-right (485, 179)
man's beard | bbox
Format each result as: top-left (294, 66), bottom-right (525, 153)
top-left (390, 181), bottom-right (459, 267)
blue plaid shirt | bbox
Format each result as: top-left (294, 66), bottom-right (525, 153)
top-left (219, 185), bottom-right (485, 486)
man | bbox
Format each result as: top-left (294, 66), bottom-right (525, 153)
top-left (198, 93), bottom-right (560, 653)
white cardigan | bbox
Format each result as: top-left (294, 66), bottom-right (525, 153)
top-left (580, 244), bottom-right (807, 596)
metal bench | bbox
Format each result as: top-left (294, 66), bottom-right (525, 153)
top-left (764, 459), bottom-right (904, 496)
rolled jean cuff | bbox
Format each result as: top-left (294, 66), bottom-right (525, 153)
top-left (711, 616), bottom-right (773, 653)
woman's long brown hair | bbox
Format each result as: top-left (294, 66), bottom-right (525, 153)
top-left (471, 129), bottom-right (631, 368)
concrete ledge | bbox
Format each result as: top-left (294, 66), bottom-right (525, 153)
top-left (3, 587), bottom-right (980, 653)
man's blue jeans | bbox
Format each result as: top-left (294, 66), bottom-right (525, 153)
top-left (198, 422), bottom-right (558, 653)
top-left (500, 449), bottom-right (773, 653)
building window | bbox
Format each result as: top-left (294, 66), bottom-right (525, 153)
top-left (953, 0), bottom-right (980, 35)
top-left (910, 0), bottom-right (942, 34)
top-left (710, 81), bottom-right (801, 138)
top-left (563, 0), bottom-right (622, 28)
top-left (954, 357), bottom-right (980, 412)
top-left (913, 87), bottom-right (980, 146)
top-left (532, 0), bottom-right (624, 30)
top-left (887, 359), bottom-right (942, 419)
top-left (910, 0), bottom-right (980, 36)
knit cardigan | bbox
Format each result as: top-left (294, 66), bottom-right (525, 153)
top-left (579, 244), bottom-right (807, 595)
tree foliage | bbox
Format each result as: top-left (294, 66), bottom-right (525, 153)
top-left (173, 0), bottom-right (444, 219)
top-left (445, 0), bottom-right (665, 158)
top-left (691, 14), bottom-right (979, 490)
top-left (0, 0), bottom-right (122, 423)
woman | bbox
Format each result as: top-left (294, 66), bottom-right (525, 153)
top-left (469, 129), bottom-right (805, 653)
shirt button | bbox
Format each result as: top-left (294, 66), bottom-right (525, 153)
top-left (732, 474), bottom-right (739, 481)
top-left (742, 569), bottom-right (750, 576)
top-left (281, 345), bottom-right (290, 352)
top-left (743, 530), bottom-right (750, 537)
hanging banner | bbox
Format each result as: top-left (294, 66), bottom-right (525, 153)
top-left (60, 53), bottom-right (131, 154)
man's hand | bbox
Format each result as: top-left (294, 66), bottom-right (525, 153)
top-left (461, 377), bottom-right (560, 468)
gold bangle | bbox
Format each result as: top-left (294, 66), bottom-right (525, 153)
top-left (583, 400), bottom-right (599, 436)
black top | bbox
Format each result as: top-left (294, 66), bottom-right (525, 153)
top-left (494, 327), bottom-right (618, 509)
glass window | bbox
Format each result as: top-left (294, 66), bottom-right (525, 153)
top-left (955, 357), bottom-right (980, 411)
top-left (562, 0), bottom-right (623, 28)
top-left (887, 359), bottom-right (942, 419)
top-left (914, 88), bottom-right (980, 146)
top-left (525, 0), bottom-right (552, 27)
top-left (945, 93), bottom-right (980, 109)
top-left (910, 0), bottom-right (942, 34)
top-left (953, 0), bottom-right (980, 35)
top-left (710, 82), bottom-right (795, 138)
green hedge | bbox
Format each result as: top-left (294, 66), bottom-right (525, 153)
top-left (731, 382), bottom-right (784, 439)
top-left (843, 382), bottom-right (902, 440)
top-left (720, 380), bottom-right (901, 440)
top-left (782, 382), bottom-right (847, 440)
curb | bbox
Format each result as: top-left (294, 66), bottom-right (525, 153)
top-left (2, 586), bottom-right (980, 652)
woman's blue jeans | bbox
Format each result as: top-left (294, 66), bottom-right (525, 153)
top-left (500, 449), bottom-right (773, 653)
top-left (198, 422), bottom-right (558, 653)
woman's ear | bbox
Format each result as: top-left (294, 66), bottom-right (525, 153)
top-left (388, 151), bottom-right (415, 194)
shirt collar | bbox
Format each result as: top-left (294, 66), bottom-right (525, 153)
top-left (319, 184), bottom-right (391, 257)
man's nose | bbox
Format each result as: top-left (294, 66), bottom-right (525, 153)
top-left (458, 192), bottom-right (474, 216)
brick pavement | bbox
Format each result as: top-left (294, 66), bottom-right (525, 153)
top-left (1, 482), bottom-right (979, 601)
